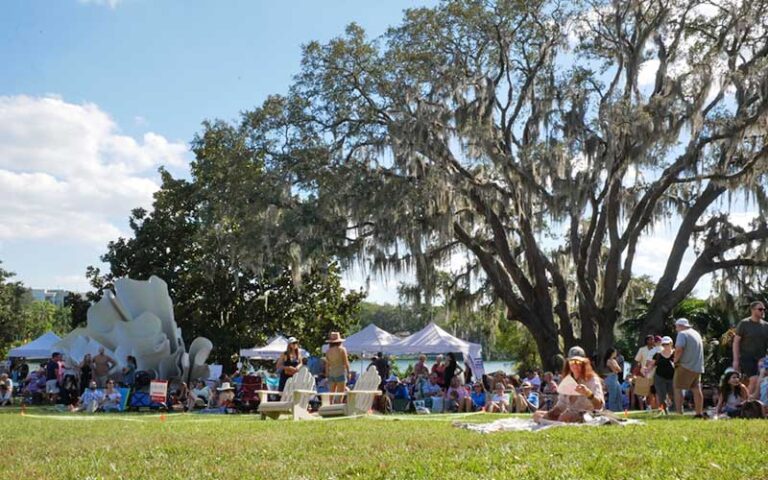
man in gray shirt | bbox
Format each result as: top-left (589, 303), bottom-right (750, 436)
top-left (732, 301), bottom-right (768, 399)
top-left (673, 318), bottom-right (705, 417)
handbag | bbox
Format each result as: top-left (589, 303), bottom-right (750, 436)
top-left (634, 376), bottom-right (652, 396)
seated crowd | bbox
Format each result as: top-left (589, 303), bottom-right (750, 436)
top-left (3, 317), bottom-right (767, 421)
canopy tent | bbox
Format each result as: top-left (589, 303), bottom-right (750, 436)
top-left (387, 322), bottom-right (485, 376)
top-left (321, 323), bottom-right (399, 355)
top-left (240, 335), bottom-right (309, 360)
top-left (8, 331), bottom-right (62, 359)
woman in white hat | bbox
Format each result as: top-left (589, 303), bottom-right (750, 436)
top-left (215, 382), bottom-right (236, 410)
top-left (324, 332), bottom-right (350, 404)
top-left (533, 346), bottom-right (605, 423)
top-left (648, 336), bottom-right (675, 413)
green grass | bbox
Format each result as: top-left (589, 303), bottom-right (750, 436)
top-left (2, 407), bottom-right (766, 479)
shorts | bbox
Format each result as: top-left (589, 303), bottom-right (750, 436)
top-left (328, 374), bottom-right (346, 384)
top-left (45, 380), bottom-right (60, 394)
top-left (739, 356), bottom-right (760, 377)
top-left (673, 366), bottom-right (701, 390)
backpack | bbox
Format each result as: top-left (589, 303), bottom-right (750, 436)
top-left (740, 400), bottom-right (765, 419)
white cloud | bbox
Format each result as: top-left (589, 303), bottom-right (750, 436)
top-left (0, 95), bottom-right (190, 245)
top-left (78, 0), bottom-right (123, 8)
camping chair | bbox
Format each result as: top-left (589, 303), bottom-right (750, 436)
top-left (256, 367), bottom-right (315, 420)
top-left (317, 366), bottom-right (381, 418)
top-left (237, 375), bottom-right (263, 412)
top-left (118, 387), bottom-right (131, 412)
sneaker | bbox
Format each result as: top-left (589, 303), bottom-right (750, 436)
top-left (693, 412), bottom-right (709, 419)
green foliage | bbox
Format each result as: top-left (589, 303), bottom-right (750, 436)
top-left (494, 321), bottom-right (540, 372)
top-left (63, 292), bottom-right (90, 329)
top-left (617, 294), bottom-right (736, 385)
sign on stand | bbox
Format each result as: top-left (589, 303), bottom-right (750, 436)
top-left (150, 380), bottom-right (168, 403)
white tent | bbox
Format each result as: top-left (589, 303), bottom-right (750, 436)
top-left (240, 335), bottom-right (309, 360)
top-left (321, 323), bottom-right (399, 355)
top-left (387, 322), bottom-right (485, 376)
top-left (8, 331), bottom-right (62, 359)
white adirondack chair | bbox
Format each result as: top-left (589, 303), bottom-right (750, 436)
top-left (257, 366), bottom-right (316, 420)
top-left (317, 366), bottom-right (381, 418)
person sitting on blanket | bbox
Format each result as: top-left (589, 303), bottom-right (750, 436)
top-left (486, 382), bottom-right (510, 413)
top-left (0, 382), bottom-right (11, 406)
top-left (513, 381), bottom-right (539, 413)
top-left (470, 382), bottom-right (487, 411)
top-left (100, 380), bottom-right (122, 412)
top-left (715, 368), bottom-right (749, 417)
top-left (384, 375), bottom-right (410, 403)
top-left (421, 373), bottom-right (443, 398)
top-left (72, 381), bottom-right (104, 413)
top-left (190, 379), bottom-right (211, 408)
top-left (445, 375), bottom-right (473, 412)
top-left (533, 346), bottom-right (605, 423)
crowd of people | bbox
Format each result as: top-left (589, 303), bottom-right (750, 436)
top-left (2, 302), bottom-right (766, 421)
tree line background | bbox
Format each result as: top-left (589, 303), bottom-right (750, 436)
top-left (2, 0), bottom-right (768, 374)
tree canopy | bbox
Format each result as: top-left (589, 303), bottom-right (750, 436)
top-left (210, 0), bottom-right (767, 369)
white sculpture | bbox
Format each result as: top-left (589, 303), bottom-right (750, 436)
top-left (54, 276), bottom-right (212, 382)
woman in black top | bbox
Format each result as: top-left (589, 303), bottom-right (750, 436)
top-left (276, 337), bottom-right (302, 392)
top-left (443, 353), bottom-right (463, 387)
top-left (649, 336), bottom-right (675, 413)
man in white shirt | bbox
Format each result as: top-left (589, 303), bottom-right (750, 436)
top-left (635, 335), bottom-right (660, 376)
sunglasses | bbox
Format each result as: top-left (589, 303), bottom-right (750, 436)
top-left (755, 308), bottom-right (766, 311)
top-left (568, 360), bottom-right (585, 366)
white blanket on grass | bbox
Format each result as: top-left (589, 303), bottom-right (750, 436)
top-left (454, 414), bottom-right (642, 434)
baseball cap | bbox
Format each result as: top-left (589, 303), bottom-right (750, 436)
top-left (661, 336), bottom-right (673, 345)
top-left (675, 318), bottom-right (691, 327)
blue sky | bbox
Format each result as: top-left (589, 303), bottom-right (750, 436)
top-left (0, 0), bottom-right (435, 301)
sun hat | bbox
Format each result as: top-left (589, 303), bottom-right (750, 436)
top-left (675, 318), bottom-right (691, 328)
top-left (521, 381), bottom-right (532, 388)
top-left (327, 332), bottom-right (344, 344)
top-left (661, 336), bottom-right (673, 345)
top-left (567, 346), bottom-right (588, 361)
top-left (217, 382), bottom-right (235, 391)
top-left (286, 336), bottom-right (298, 344)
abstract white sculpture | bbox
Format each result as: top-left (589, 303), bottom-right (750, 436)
top-left (54, 276), bottom-right (212, 382)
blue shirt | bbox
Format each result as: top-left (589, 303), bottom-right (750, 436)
top-left (470, 391), bottom-right (486, 408)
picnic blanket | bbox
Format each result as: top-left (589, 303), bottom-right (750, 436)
top-left (454, 413), bottom-right (642, 434)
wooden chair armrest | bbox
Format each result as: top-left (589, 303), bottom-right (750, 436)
top-left (293, 388), bottom-right (317, 401)
top-left (347, 390), bottom-right (382, 396)
top-left (254, 390), bottom-right (273, 402)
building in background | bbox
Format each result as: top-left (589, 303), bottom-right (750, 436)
top-left (29, 289), bottom-right (71, 307)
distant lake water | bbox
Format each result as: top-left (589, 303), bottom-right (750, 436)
top-left (349, 358), bottom-right (517, 376)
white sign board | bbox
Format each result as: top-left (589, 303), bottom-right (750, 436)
top-left (150, 380), bottom-right (168, 403)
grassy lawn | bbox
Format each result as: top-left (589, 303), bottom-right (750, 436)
top-left (2, 407), bottom-right (766, 479)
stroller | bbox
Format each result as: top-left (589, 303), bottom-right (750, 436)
top-left (127, 370), bottom-right (167, 411)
